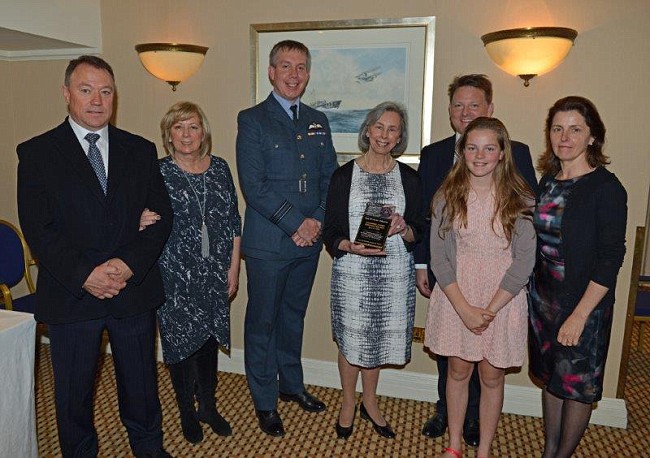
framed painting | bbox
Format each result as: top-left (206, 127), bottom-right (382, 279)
top-left (250, 17), bottom-right (435, 163)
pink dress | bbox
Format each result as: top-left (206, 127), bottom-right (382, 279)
top-left (424, 191), bottom-right (528, 368)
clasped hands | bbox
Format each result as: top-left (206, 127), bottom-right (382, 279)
top-left (458, 303), bottom-right (497, 335)
top-left (292, 218), bottom-right (321, 247)
top-left (82, 258), bottom-right (133, 300)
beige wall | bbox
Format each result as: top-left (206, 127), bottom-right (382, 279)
top-left (2, 0), bottom-right (649, 398)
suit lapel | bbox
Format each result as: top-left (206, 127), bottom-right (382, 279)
top-left (53, 120), bottom-right (107, 205)
top-left (105, 125), bottom-right (129, 205)
top-left (442, 135), bottom-right (456, 171)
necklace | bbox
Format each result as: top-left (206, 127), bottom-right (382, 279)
top-left (362, 153), bottom-right (394, 174)
top-left (174, 158), bottom-right (210, 258)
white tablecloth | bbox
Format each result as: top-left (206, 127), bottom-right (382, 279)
top-left (0, 310), bottom-right (37, 458)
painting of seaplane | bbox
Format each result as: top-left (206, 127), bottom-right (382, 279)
top-left (355, 67), bottom-right (382, 83)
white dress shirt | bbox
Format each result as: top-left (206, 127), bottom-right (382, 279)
top-left (68, 117), bottom-right (109, 177)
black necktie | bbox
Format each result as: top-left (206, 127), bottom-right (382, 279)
top-left (290, 104), bottom-right (298, 124)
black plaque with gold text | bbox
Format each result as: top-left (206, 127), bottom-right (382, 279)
top-left (354, 203), bottom-right (395, 249)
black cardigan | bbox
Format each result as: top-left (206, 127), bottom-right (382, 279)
top-left (323, 159), bottom-right (427, 259)
top-left (537, 166), bottom-right (627, 310)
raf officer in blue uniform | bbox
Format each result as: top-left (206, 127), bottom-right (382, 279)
top-left (236, 40), bottom-right (338, 437)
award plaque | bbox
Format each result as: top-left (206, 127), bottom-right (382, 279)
top-left (354, 202), bottom-right (395, 249)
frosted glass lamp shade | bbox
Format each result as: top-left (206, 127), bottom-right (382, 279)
top-left (135, 43), bottom-right (208, 91)
top-left (481, 28), bottom-right (577, 87)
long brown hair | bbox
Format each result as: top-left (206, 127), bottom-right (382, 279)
top-left (432, 117), bottom-right (533, 244)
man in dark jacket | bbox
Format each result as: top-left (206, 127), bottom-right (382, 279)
top-left (17, 55), bottom-right (172, 457)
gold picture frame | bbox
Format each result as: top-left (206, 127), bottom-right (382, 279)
top-left (250, 17), bottom-right (436, 163)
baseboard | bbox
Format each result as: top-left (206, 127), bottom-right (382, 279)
top-left (208, 348), bottom-right (627, 429)
top-left (48, 328), bottom-right (629, 428)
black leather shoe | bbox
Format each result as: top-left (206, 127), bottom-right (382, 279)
top-left (422, 412), bottom-right (447, 438)
top-left (256, 409), bottom-right (285, 437)
top-left (463, 418), bottom-right (480, 447)
top-left (360, 402), bottom-right (395, 439)
top-left (335, 405), bottom-right (357, 440)
top-left (279, 390), bottom-right (326, 413)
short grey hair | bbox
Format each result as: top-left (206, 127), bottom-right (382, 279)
top-left (357, 101), bottom-right (408, 155)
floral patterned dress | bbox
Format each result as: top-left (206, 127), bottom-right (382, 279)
top-left (529, 176), bottom-right (610, 402)
top-left (157, 155), bottom-right (241, 364)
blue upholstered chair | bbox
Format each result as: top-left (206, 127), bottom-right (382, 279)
top-left (629, 226), bottom-right (650, 348)
top-left (635, 275), bottom-right (650, 349)
top-left (0, 219), bottom-right (37, 313)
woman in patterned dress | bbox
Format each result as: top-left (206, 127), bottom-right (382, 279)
top-left (424, 117), bottom-right (536, 458)
top-left (141, 102), bottom-right (241, 443)
top-left (529, 96), bottom-right (627, 458)
top-left (323, 102), bottom-right (426, 440)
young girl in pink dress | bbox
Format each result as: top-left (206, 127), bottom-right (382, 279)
top-left (424, 117), bottom-right (536, 458)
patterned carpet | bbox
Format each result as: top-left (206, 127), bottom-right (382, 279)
top-left (35, 323), bottom-right (650, 457)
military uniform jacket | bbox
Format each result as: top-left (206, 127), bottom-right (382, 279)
top-left (236, 93), bottom-right (338, 260)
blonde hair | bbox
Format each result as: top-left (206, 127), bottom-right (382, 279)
top-left (160, 101), bottom-right (212, 158)
top-left (432, 117), bottom-right (533, 244)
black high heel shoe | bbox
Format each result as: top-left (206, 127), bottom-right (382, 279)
top-left (335, 405), bottom-right (356, 439)
top-left (360, 402), bottom-right (395, 439)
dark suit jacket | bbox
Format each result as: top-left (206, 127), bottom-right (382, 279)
top-left (236, 93), bottom-right (338, 260)
top-left (17, 119), bottom-right (173, 324)
top-left (414, 134), bottom-right (538, 270)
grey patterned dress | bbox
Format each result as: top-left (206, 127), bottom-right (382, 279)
top-left (158, 155), bottom-right (241, 364)
top-left (330, 162), bottom-right (415, 367)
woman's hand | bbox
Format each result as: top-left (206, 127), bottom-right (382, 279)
top-left (339, 240), bottom-right (386, 256)
top-left (457, 305), bottom-right (495, 335)
top-left (557, 313), bottom-right (587, 346)
top-left (227, 265), bottom-right (239, 298)
top-left (139, 208), bottom-right (160, 231)
top-left (388, 213), bottom-right (407, 237)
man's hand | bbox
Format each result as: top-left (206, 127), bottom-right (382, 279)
top-left (83, 262), bottom-right (127, 299)
top-left (292, 218), bottom-right (321, 247)
top-left (416, 269), bottom-right (431, 298)
top-left (106, 258), bottom-right (134, 283)
top-left (292, 232), bottom-right (312, 247)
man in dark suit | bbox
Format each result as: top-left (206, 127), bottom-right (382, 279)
top-left (17, 56), bottom-right (173, 458)
top-left (236, 40), bottom-right (338, 437)
top-left (416, 74), bottom-right (538, 446)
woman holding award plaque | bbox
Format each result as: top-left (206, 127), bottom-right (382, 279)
top-left (323, 101), bottom-right (426, 440)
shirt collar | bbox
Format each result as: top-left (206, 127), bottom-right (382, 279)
top-left (68, 117), bottom-right (109, 148)
top-left (271, 91), bottom-right (300, 120)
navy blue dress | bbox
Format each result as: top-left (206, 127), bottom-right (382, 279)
top-left (157, 155), bottom-right (241, 364)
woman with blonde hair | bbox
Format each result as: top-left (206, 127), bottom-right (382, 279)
top-left (141, 101), bottom-right (241, 443)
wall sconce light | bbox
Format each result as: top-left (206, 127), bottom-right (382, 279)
top-left (481, 27), bottom-right (577, 87)
top-left (135, 43), bottom-right (209, 91)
